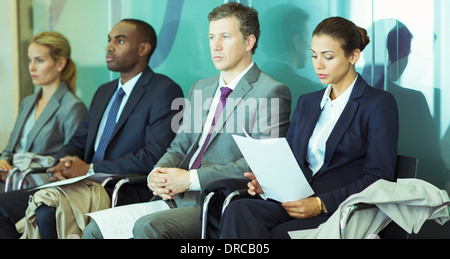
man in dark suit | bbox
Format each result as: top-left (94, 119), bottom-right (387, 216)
top-left (0, 19), bottom-right (183, 239)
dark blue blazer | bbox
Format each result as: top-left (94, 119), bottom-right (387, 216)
top-left (56, 66), bottom-right (184, 175)
top-left (286, 76), bottom-right (399, 215)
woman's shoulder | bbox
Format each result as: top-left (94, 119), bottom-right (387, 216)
top-left (21, 92), bottom-right (39, 104)
top-left (58, 90), bottom-right (88, 118)
top-left (362, 84), bottom-right (397, 105)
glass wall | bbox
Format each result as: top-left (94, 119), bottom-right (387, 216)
top-left (19, 0), bottom-right (449, 238)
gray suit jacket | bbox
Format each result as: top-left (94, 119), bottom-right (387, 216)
top-left (154, 64), bottom-right (291, 206)
top-left (1, 82), bottom-right (88, 165)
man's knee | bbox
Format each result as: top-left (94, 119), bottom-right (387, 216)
top-left (83, 220), bottom-right (104, 239)
top-left (133, 207), bottom-right (201, 239)
top-left (133, 214), bottom-right (165, 239)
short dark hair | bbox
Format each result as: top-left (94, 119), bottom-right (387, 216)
top-left (121, 19), bottom-right (157, 61)
top-left (313, 17), bottom-right (370, 56)
top-left (208, 2), bottom-right (260, 54)
top-left (387, 22), bottom-right (413, 63)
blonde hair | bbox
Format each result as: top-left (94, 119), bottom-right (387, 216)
top-left (30, 32), bottom-right (77, 93)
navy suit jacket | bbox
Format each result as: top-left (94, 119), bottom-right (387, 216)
top-left (286, 76), bottom-right (399, 215)
top-left (56, 66), bottom-right (184, 175)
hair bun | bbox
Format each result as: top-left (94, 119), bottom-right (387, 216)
top-left (358, 27), bottom-right (370, 51)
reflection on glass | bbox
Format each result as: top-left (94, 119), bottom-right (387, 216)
top-left (259, 4), bottom-right (323, 115)
top-left (364, 20), bottom-right (448, 189)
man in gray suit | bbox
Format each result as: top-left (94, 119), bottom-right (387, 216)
top-left (83, 2), bottom-right (291, 239)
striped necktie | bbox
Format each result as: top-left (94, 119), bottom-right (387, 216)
top-left (92, 87), bottom-right (125, 163)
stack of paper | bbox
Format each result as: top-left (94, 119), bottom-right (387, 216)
top-left (232, 133), bottom-right (314, 202)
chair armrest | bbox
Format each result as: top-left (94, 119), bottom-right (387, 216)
top-left (16, 167), bottom-right (50, 190)
top-left (203, 178), bottom-right (250, 197)
top-left (339, 203), bottom-right (376, 239)
top-left (110, 174), bottom-right (148, 208)
top-left (102, 174), bottom-right (147, 187)
top-left (222, 189), bottom-right (252, 214)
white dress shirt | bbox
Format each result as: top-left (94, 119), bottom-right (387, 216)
top-left (306, 76), bottom-right (358, 175)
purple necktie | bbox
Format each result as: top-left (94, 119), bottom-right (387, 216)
top-left (92, 88), bottom-right (125, 163)
top-left (191, 87), bottom-right (233, 170)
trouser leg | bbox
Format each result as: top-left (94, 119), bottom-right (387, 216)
top-left (220, 198), bottom-right (291, 239)
top-left (133, 206), bottom-right (202, 239)
top-left (220, 198), bottom-right (329, 239)
top-left (0, 189), bottom-right (37, 239)
top-left (35, 205), bottom-right (57, 239)
top-left (83, 220), bottom-right (104, 239)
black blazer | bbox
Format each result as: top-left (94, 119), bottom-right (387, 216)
top-left (287, 76), bottom-right (399, 214)
top-left (56, 66), bottom-right (184, 175)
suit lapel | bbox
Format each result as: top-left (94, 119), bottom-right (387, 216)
top-left (318, 76), bottom-right (366, 173)
top-left (200, 78), bottom-right (218, 126)
top-left (207, 64), bottom-right (259, 146)
top-left (111, 67), bottom-right (152, 140)
top-left (290, 90), bottom-right (324, 180)
top-left (25, 83), bottom-right (69, 151)
top-left (9, 94), bottom-right (37, 151)
top-left (179, 76), bottom-right (218, 169)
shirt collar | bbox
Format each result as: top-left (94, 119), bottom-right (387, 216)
top-left (320, 75), bottom-right (358, 109)
top-left (219, 62), bottom-right (255, 90)
top-left (118, 72), bottom-right (143, 96)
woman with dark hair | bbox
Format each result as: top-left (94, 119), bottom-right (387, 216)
top-left (220, 17), bottom-right (399, 239)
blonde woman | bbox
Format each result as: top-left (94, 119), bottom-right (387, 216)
top-left (0, 32), bottom-right (87, 190)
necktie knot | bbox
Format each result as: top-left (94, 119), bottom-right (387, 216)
top-left (117, 87), bottom-right (126, 99)
top-left (220, 87), bottom-right (233, 99)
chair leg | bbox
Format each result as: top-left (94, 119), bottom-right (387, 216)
top-left (4, 167), bottom-right (20, 192)
top-left (339, 205), bottom-right (358, 239)
top-left (201, 192), bottom-right (215, 239)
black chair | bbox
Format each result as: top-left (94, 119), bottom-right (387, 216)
top-left (200, 155), bottom-right (418, 239)
top-left (339, 155), bottom-right (418, 239)
top-left (108, 174), bottom-right (148, 207)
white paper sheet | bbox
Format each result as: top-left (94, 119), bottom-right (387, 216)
top-left (233, 134), bottom-right (314, 202)
top-left (87, 200), bottom-right (171, 239)
top-left (33, 172), bottom-right (113, 189)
